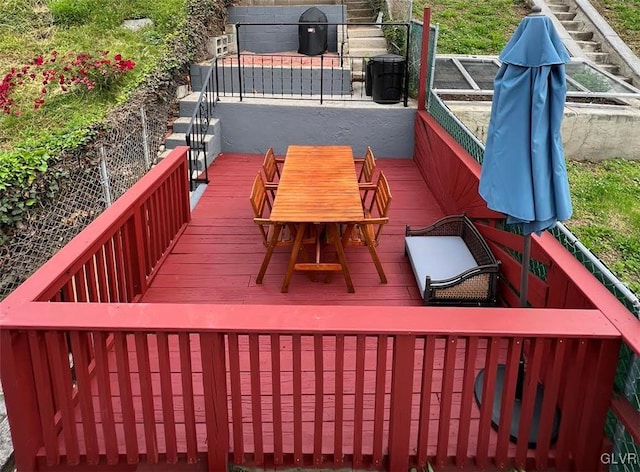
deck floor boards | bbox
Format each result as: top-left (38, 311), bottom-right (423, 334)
top-left (141, 153), bottom-right (443, 305)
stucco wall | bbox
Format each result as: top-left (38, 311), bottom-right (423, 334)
top-left (227, 5), bottom-right (346, 53)
top-left (212, 102), bottom-right (416, 157)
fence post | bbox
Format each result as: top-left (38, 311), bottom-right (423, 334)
top-left (0, 330), bottom-right (42, 471)
top-left (418, 8), bottom-right (431, 110)
top-left (236, 25), bottom-right (243, 102)
top-left (388, 335), bottom-right (416, 471)
top-left (140, 106), bottom-right (151, 170)
top-left (98, 145), bottom-right (113, 207)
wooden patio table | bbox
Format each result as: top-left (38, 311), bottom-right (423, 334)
top-left (256, 145), bottom-right (367, 293)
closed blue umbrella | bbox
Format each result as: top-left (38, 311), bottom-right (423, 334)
top-left (475, 7), bottom-right (571, 446)
top-left (479, 7), bottom-right (572, 307)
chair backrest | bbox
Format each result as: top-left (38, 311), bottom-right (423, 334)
top-left (249, 172), bottom-right (273, 244)
top-left (368, 171), bottom-right (392, 242)
top-left (250, 172), bottom-right (270, 218)
top-left (369, 171), bottom-right (392, 218)
top-left (262, 147), bottom-right (279, 183)
top-left (359, 146), bottom-right (376, 183)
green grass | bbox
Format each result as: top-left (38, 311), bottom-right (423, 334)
top-left (0, 0), bottom-right (186, 151)
top-left (591, 0), bottom-right (640, 55)
top-left (565, 159), bottom-right (640, 295)
top-left (412, 0), bottom-right (529, 54)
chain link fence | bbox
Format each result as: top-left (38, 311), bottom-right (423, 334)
top-left (0, 104), bottom-right (171, 301)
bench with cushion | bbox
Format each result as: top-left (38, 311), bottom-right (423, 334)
top-left (405, 214), bottom-right (500, 306)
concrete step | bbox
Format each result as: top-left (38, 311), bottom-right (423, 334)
top-left (348, 10), bottom-right (375, 20)
top-left (585, 51), bottom-right (611, 63)
top-left (347, 6), bottom-right (373, 13)
top-left (547, 4), bottom-right (570, 13)
top-left (172, 116), bottom-right (219, 135)
top-left (569, 30), bottom-right (594, 41)
top-left (165, 132), bottom-right (189, 150)
top-left (349, 16), bottom-right (376, 23)
top-left (348, 36), bottom-right (388, 50)
top-left (160, 132), bottom-right (219, 182)
top-left (165, 127), bottom-right (221, 161)
top-left (348, 47), bottom-right (389, 60)
top-left (561, 20), bottom-right (584, 31)
top-left (179, 92), bottom-right (216, 116)
top-left (575, 40), bottom-right (600, 52)
top-left (554, 11), bottom-right (576, 22)
top-left (597, 62), bottom-right (620, 75)
top-left (347, 25), bottom-right (383, 38)
top-left (346, 0), bottom-right (371, 8)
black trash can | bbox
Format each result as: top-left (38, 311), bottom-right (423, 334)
top-left (298, 7), bottom-right (328, 56)
top-left (370, 54), bottom-right (405, 104)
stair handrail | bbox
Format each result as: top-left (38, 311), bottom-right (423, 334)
top-left (185, 57), bottom-right (217, 190)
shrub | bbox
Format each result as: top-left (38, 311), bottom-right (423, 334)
top-left (1, 50), bottom-right (135, 116)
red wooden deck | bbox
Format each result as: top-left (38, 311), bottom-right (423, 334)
top-left (0, 147), bottom-right (627, 472)
top-left (142, 153), bottom-right (445, 306)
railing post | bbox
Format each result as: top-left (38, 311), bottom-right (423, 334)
top-left (140, 106), bottom-right (151, 170)
top-left (200, 333), bottom-right (230, 471)
top-left (418, 8), bottom-right (431, 110)
top-left (215, 57), bottom-right (220, 102)
top-left (98, 145), bottom-right (113, 207)
top-left (320, 54), bottom-right (324, 105)
top-left (0, 331), bottom-right (42, 471)
top-left (131, 207), bottom-right (149, 297)
top-left (404, 22), bottom-right (410, 107)
top-left (388, 334), bottom-right (416, 471)
top-left (236, 24), bottom-right (243, 102)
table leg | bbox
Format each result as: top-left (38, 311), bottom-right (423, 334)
top-left (257, 223), bottom-right (283, 284)
top-left (360, 223), bottom-right (388, 284)
top-left (281, 223), bottom-right (307, 293)
top-left (329, 223), bottom-right (355, 293)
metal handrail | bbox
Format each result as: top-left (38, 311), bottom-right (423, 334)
top-left (231, 21), bottom-right (411, 106)
top-left (184, 58), bottom-right (217, 191)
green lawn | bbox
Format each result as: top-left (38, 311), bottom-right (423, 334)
top-left (412, 0), bottom-right (529, 54)
top-left (566, 159), bottom-right (640, 295)
top-left (0, 0), bottom-right (186, 151)
top-left (0, 0), bottom-right (190, 237)
top-left (591, 0), bottom-right (640, 55)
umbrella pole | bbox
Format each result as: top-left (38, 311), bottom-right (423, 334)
top-left (519, 234), bottom-right (531, 308)
top-left (516, 234), bottom-right (531, 397)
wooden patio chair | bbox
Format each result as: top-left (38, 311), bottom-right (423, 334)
top-left (249, 172), bottom-right (313, 248)
top-left (356, 146), bottom-right (377, 183)
top-left (356, 146), bottom-right (378, 207)
top-left (262, 147), bottom-right (283, 204)
top-left (342, 171), bottom-right (392, 283)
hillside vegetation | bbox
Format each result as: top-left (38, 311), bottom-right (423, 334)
top-left (0, 0), bottom-right (224, 240)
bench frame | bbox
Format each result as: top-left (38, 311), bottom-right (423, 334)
top-left (405, 214), bottom-right (501, 306)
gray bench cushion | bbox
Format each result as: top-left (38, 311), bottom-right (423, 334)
top-left (404, 236), bottom-right (478, 295)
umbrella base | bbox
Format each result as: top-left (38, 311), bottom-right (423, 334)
top-left (473, 364), bottom-right (560, 448)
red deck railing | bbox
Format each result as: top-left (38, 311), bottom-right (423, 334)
top-left (0, 145), bottom-right (634, 471)
top-left (415, 110), bottom-right (640, 463)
